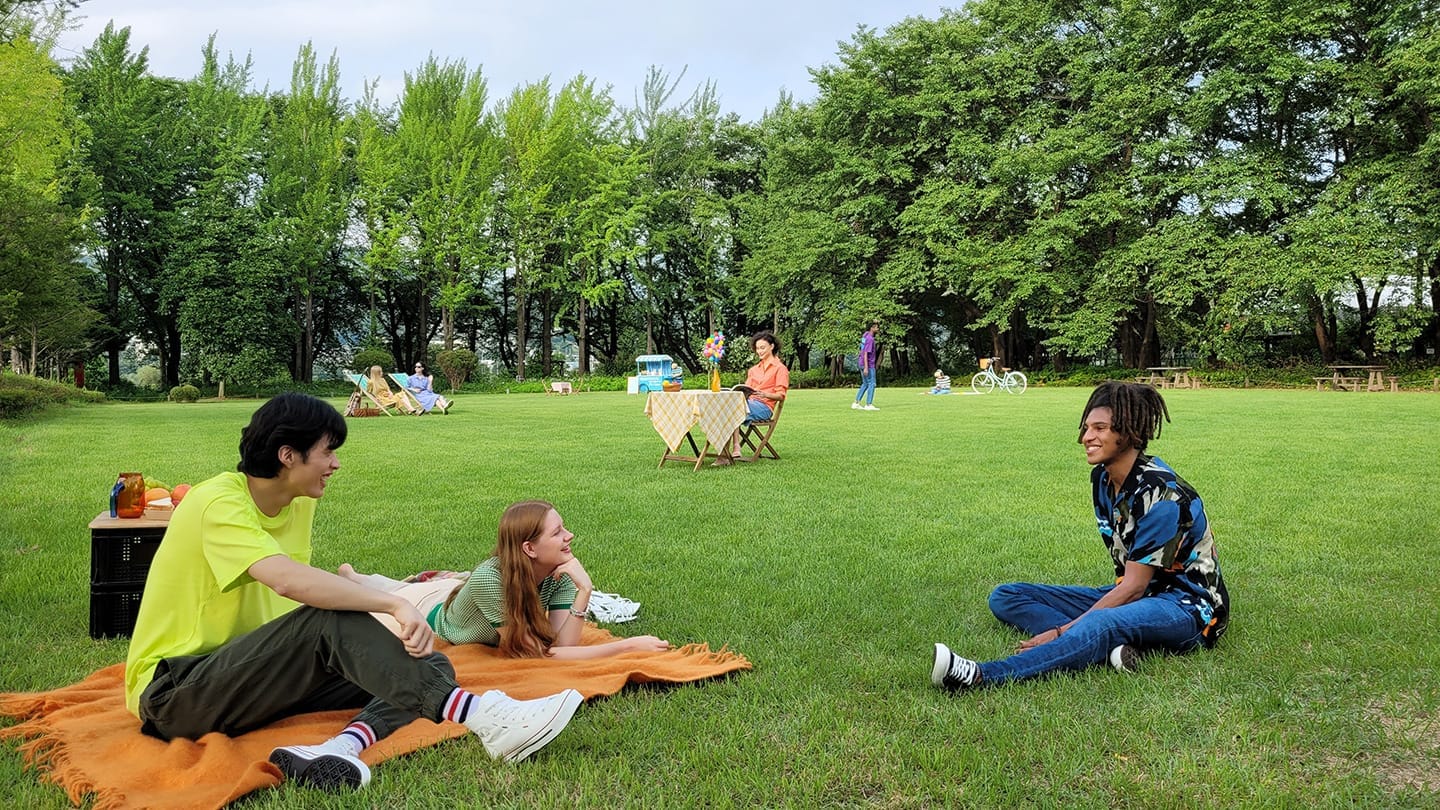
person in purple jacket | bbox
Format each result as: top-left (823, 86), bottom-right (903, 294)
top-left (851, 322), bottom-right (880, 411)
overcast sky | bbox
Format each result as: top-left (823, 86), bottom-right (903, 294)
top-left (55, 1), bottom-right (957, 121)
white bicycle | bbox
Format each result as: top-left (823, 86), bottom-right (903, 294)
top-left (971, 357), bottom-right (1028, 395)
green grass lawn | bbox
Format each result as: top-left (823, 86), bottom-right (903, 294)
top-left (2, 386), bottom-right (1438, 807)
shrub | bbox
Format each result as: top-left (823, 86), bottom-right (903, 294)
top-left (0, 371), bottom-right (106, 419)
top-left (352, 347), bottom-right (396, 375)
top-left (436, 348), bottom-right (478, 391)
top-left (168, 384), bottom-right (201, 403)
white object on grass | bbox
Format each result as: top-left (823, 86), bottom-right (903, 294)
top-left (586, 591), bottom-right (641, 623)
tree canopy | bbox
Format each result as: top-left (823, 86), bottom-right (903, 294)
top-left (3, 1), bottom-right (1436, 386)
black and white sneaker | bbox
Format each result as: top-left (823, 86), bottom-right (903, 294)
top-left (1108, 644), bottom-right (1139, 673)
top-left (269, 743), bottom-right (371, 790)
top-left (931, 643), bottom-right (981, 691)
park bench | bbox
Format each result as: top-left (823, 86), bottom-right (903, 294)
top-left (1136, 375), bottom-right (1169, 388)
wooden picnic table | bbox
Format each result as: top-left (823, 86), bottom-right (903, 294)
top-left (1144, 366), bottom-right (1193, 389)
top-left (1320, 365), bottom-right (1387, 392)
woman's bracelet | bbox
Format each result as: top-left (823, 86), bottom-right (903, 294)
top-left (1053, 625), bottom-right (1064, 637)
top-left (569, 608), bottom-right (587, 619)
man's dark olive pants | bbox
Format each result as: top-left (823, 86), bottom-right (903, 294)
top-left (138, 607), bottom-right (458, 741)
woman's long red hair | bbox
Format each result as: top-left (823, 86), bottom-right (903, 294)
top-left (494, 500), bottom-right (559, 658)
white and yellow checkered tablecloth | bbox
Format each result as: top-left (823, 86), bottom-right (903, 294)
top-left (644, 390), bottom-right (748, 452)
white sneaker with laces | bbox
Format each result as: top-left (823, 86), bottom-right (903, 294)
top-left (931, 643), bottom-right (981, 691)
top-left (862, 404), bottom-right (879, 411)
top-left (268, 740), bottom-right (371, 790)
top-left (851, 401), bottom-right (862, 410)
top-left (465, 689), bottom-right (584, 763)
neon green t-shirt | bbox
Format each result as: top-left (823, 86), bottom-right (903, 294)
top-left (123, 471), bottom-right (315, 716)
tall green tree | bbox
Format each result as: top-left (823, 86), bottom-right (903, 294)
top-left (261, 43), bottom-right (352, 381)
top-left (0, 20), bottom-right (93, 376)
top-left (67, 23), bottom-right (187, 384)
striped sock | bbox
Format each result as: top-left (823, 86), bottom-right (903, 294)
top-left (338, 721), bottom-right (376, 754)
top-left (442, 688), bottom-right (479, 724)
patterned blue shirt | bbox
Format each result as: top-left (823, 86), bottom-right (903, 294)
top-left (1092, 454), bottom-right (1230, 645)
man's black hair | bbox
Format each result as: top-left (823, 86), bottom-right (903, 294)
top-left (752, 331), bottom-right (781, 356)
top-left (237, 392), bottom-right (347, 478)
top-left (1079, 381), bottom-right (1169, 452)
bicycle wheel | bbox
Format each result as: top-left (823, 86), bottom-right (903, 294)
top-left (1002, 371), bottom-right (1028, 394)
top-left (971, 372), bottom-right (995, 394)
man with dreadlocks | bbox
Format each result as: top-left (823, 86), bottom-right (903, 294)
top-left (931, 381), bottom-right (1229, 691)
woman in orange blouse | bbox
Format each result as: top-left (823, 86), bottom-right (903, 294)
top-left (714, 331), bottom-right (788, 465)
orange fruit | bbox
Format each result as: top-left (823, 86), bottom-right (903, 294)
top-left (171, 483), bottom-right (191, 504)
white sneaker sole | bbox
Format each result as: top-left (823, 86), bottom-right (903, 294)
top-left (930, 643), bottom-right (951, 688)
top-left (268, 747), bottom-right (371, 790)
top-left (499, 689), bottom-right (585, 763)
top-left (1109, 644), bottom-right (1139, 673)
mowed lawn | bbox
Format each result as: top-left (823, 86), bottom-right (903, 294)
top-left (2, 386), bottom-right (1438, 808)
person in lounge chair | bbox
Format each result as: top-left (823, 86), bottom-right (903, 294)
top-left (930, 381), bottom-right (1229, 691)
top-left (367, 365), bottom-right (418, 414)
top-left (405, 361), bottom-right (451, 413)
top-left (339, 499), bottom-right (669, 660)
top-left (124, 394), bottom-right (582, 793)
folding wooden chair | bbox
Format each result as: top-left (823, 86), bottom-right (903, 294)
top-left (737, 398), bottom-right (784, 461)
top-left (388, 373), bottom-right (425, 412)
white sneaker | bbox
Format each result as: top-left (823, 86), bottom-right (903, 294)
top-left (269, 741), bottom-right (371, 790)
top-left (851, 401), bottom-right (862, 410)
top-left (465, 689), bottom-right (584, 763)
top-left (931, 643), bottom-right (981, 691)
top-left (1109, 644), bottom-right (1139, 673)
top-left (862, 404), bottom-right (879, 411)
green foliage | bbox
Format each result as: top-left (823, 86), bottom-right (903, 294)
top-left (0, 370), bottom-right (103, 418)
top-left (131, 366), bottom-right (161, 390)
top-left (435, 347), bottom-right (477, 390)
top-left (0, 28), bottom-right (94, 374)
top-left (351, 347), bottom-right (396, 374)
top-left (167, 384), bottom-right (200, 403)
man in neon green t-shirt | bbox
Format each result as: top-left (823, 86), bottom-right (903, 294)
top-left (125, 393), bottom-right (582, 792)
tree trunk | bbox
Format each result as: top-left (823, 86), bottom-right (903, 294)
top-left (540, 288), bottom-right (554, 376)
top-left (514, 276), bottom-right (528, 380)
top-left (577, 296), bottom-right (589, 373)
top-left (1307, 294), bottom-right (1334, 363)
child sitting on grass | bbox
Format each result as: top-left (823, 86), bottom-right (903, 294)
top-left (927, 369), bottom-right (952, 395)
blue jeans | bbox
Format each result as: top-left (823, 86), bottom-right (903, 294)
top-left (855, 368), bottom-right (876, 404)
top-left (978, 582), bottom-right (1205, 684)
top-left (745, 398), bottom-right (773, 421)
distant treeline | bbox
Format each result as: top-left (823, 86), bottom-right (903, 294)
top-left (2, 0), bottom-right (1437, 389)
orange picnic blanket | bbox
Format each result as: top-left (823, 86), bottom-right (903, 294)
top-left (0, 626), bottom-right (750, 809)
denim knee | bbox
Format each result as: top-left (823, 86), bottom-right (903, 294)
top-left (987, 582), bottom-right (1026, 619)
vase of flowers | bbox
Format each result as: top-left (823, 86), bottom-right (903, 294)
top-left (702, 331), bottom-right (726, 391)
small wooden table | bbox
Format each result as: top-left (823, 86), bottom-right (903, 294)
top-left (644, 391), bottom-right (747, 470)
top-left (1322, 365), bottom-right (1386, 392)
top-left (1145, 367), bottom-right (1192, 389)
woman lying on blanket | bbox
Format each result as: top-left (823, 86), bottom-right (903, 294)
top-left (341, 499), bottom-right (669, 660)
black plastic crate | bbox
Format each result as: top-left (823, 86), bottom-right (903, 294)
top-left (91, 528), bottom-right (164, 585)
top-left (89, 584), bottom-right (145, 639)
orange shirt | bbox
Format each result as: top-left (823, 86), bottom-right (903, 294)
top-left (744, 355), bottom-right (790, 402)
